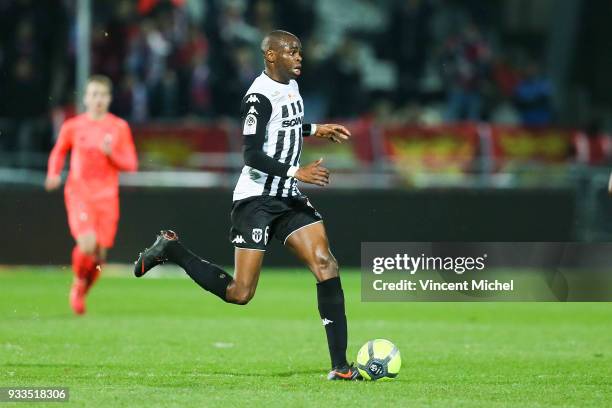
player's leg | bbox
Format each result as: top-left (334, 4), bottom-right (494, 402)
top-left (68, 232), bottom-right (97, 315)
top-left (66, 194), bottom-right (98, 314)
top-left (158, 237), bottom-right (265, 305)
top-left (74, 231), bottom-right (97, 275)
top-left (66, 194), bottom-right (98, 279)
top-left (135, 197), bottom-right (272, 304)
top-left (284, 220), bottom-right (357, 380)
top-left (134, 231), bottom-right (265, 304)
top-left (82, 246), bottom-right (106, 295)
top-left (223, 198), bottom-right (271, 303)
top-left (74, 232), bottom-right (98, 283)
top-left (86, 201), bottom-right (119, 293)
top-left (167, 237), bottom-right (265, 305)
top-left (75, 232), bottom-right (97, 255)
top-left (225, 248), bottom-right (264, 304)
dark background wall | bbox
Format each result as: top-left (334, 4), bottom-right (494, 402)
top-left (0, 187), bottom-right (577, 267)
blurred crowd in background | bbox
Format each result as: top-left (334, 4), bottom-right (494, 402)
top-left (0, 0), bottom-right (611, 169)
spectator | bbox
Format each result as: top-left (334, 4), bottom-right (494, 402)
top-left (383, 0), bottom-right (432, 102)
top-left (514, 61), bottom-right (552, 126)
top-left (573, 120), bottom-right (612, 166)
top-left (149, 68), bottom-right (180, 118)
top-left (188, 50), bottom-right (213, 116)
top-left (324, 36), bottom-right (365, 119)
top-left (441, 20), bottom-right (491, 122)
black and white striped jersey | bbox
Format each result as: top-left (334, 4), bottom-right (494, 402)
top-left (233, 72), bottom-right (315, 201)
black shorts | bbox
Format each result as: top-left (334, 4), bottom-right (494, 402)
top-left (229, 195), bottom-right (323, 250)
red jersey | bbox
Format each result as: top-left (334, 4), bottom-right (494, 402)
top-left (47, 113), bottom-right (138, 200)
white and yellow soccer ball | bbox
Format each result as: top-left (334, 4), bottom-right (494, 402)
top-left (356, 339), bottom-right (401, 381)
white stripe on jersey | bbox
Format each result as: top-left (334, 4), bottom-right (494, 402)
top-left (268, 132), bottom-right (285, 196)
top-left (280, 129), bottom-right (301, 197)
top-left (270, 127), bottom-right (297, 196)
top-left (288, 129), bottom-right (303, 196)
top-left (265, 121), bottom-right (279, 195)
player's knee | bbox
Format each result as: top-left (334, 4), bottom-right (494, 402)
top-left (234, 291), bottom-right (254, 305)
top-left (78, 241), bottom-right (96, 256)
top-left (229, 286), bottom-right (255, 305)
top-left (312, 249), bottom-right (338, 281)
top-left (77, 233), bottom-right (97, 255)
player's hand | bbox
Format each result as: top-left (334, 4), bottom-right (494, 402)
top-left (101, 134), bottom-right (113, 156)
top-left (295, 158), bottom-right (329, 187)
top-left (45, 176), bottom-right (61, 191)
top-left (314, 124), bottom-right (351, 143)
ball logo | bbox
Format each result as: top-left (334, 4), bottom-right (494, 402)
top-left (357, 339), bottom-right (400, 381)
top-left (368, 361), bottom-right (384, 376)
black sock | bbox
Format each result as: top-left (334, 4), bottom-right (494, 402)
top-left (165, 240), bottom-right (233, 301)
top-left (317, 276), bottom-right (348, 369)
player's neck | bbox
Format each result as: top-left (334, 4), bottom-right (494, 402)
top-left (264, 68), bottom-right (290, 85)
top-left (86, 111), bottom-right (108, 121)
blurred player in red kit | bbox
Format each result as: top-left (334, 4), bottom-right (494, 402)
top-left (45, 75), bottom-right (138, 315)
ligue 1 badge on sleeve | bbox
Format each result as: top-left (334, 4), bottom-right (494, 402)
top-left (244, 114), bottom-right (257, 135)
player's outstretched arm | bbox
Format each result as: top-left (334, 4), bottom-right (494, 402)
top-left (295, 158), bottom-right (330, 187)
top-left (45, 175), bottom-right (62, 191)
top-left (46, 121), bottom-right (73, 191)
top-left (312, 124), bottom-right (351, 143)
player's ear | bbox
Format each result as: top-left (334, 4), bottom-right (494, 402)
top-left (264, 49), bottom-right (276, 63)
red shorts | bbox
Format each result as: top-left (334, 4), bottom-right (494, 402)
top-left (65, 190), bottom-right (119, 248)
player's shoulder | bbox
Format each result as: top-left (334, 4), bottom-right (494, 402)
top-left (106, 113), bottom-right (130, 129)
top-left (243, 73), bottom-right (280, 104)
top-left (241, 91), bottom-right (270, 107)
top-left (63, 114), bottom-right (84, 127)
top-left (60, 114), bottom-right (84, 134)
top-left (241, 92), bottom-right (273, 117)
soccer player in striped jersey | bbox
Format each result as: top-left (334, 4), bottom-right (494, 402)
top-left (134, 31), bottom-right (358, 380)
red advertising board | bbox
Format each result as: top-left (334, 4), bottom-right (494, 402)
top-left (490, 126), bottom-right (573, 163)
top-left (382, 124), bottom-right (479, 173)
top-left (133, 123), bottom-right (233, 169)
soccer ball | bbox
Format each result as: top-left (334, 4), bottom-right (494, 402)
top-left (356, 339), bottom-right (401, 381)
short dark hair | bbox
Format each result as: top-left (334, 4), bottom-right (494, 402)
top-left (87, 75), bottom-right (112, 92)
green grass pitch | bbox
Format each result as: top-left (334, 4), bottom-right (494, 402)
top-left (1, 266), bottom-right (611, 407)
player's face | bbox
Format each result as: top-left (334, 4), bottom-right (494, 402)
top-left (278, 39), bottom-right (302, 79)
top-left (84, 82), bottom-right (112, 116)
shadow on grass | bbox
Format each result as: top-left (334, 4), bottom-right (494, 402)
top-left (206, 369), bottom-right (323, 378)
top-left (2, 363), bottom-right (117, 369)
top-left (2, 363), bottom-right (323, 378)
